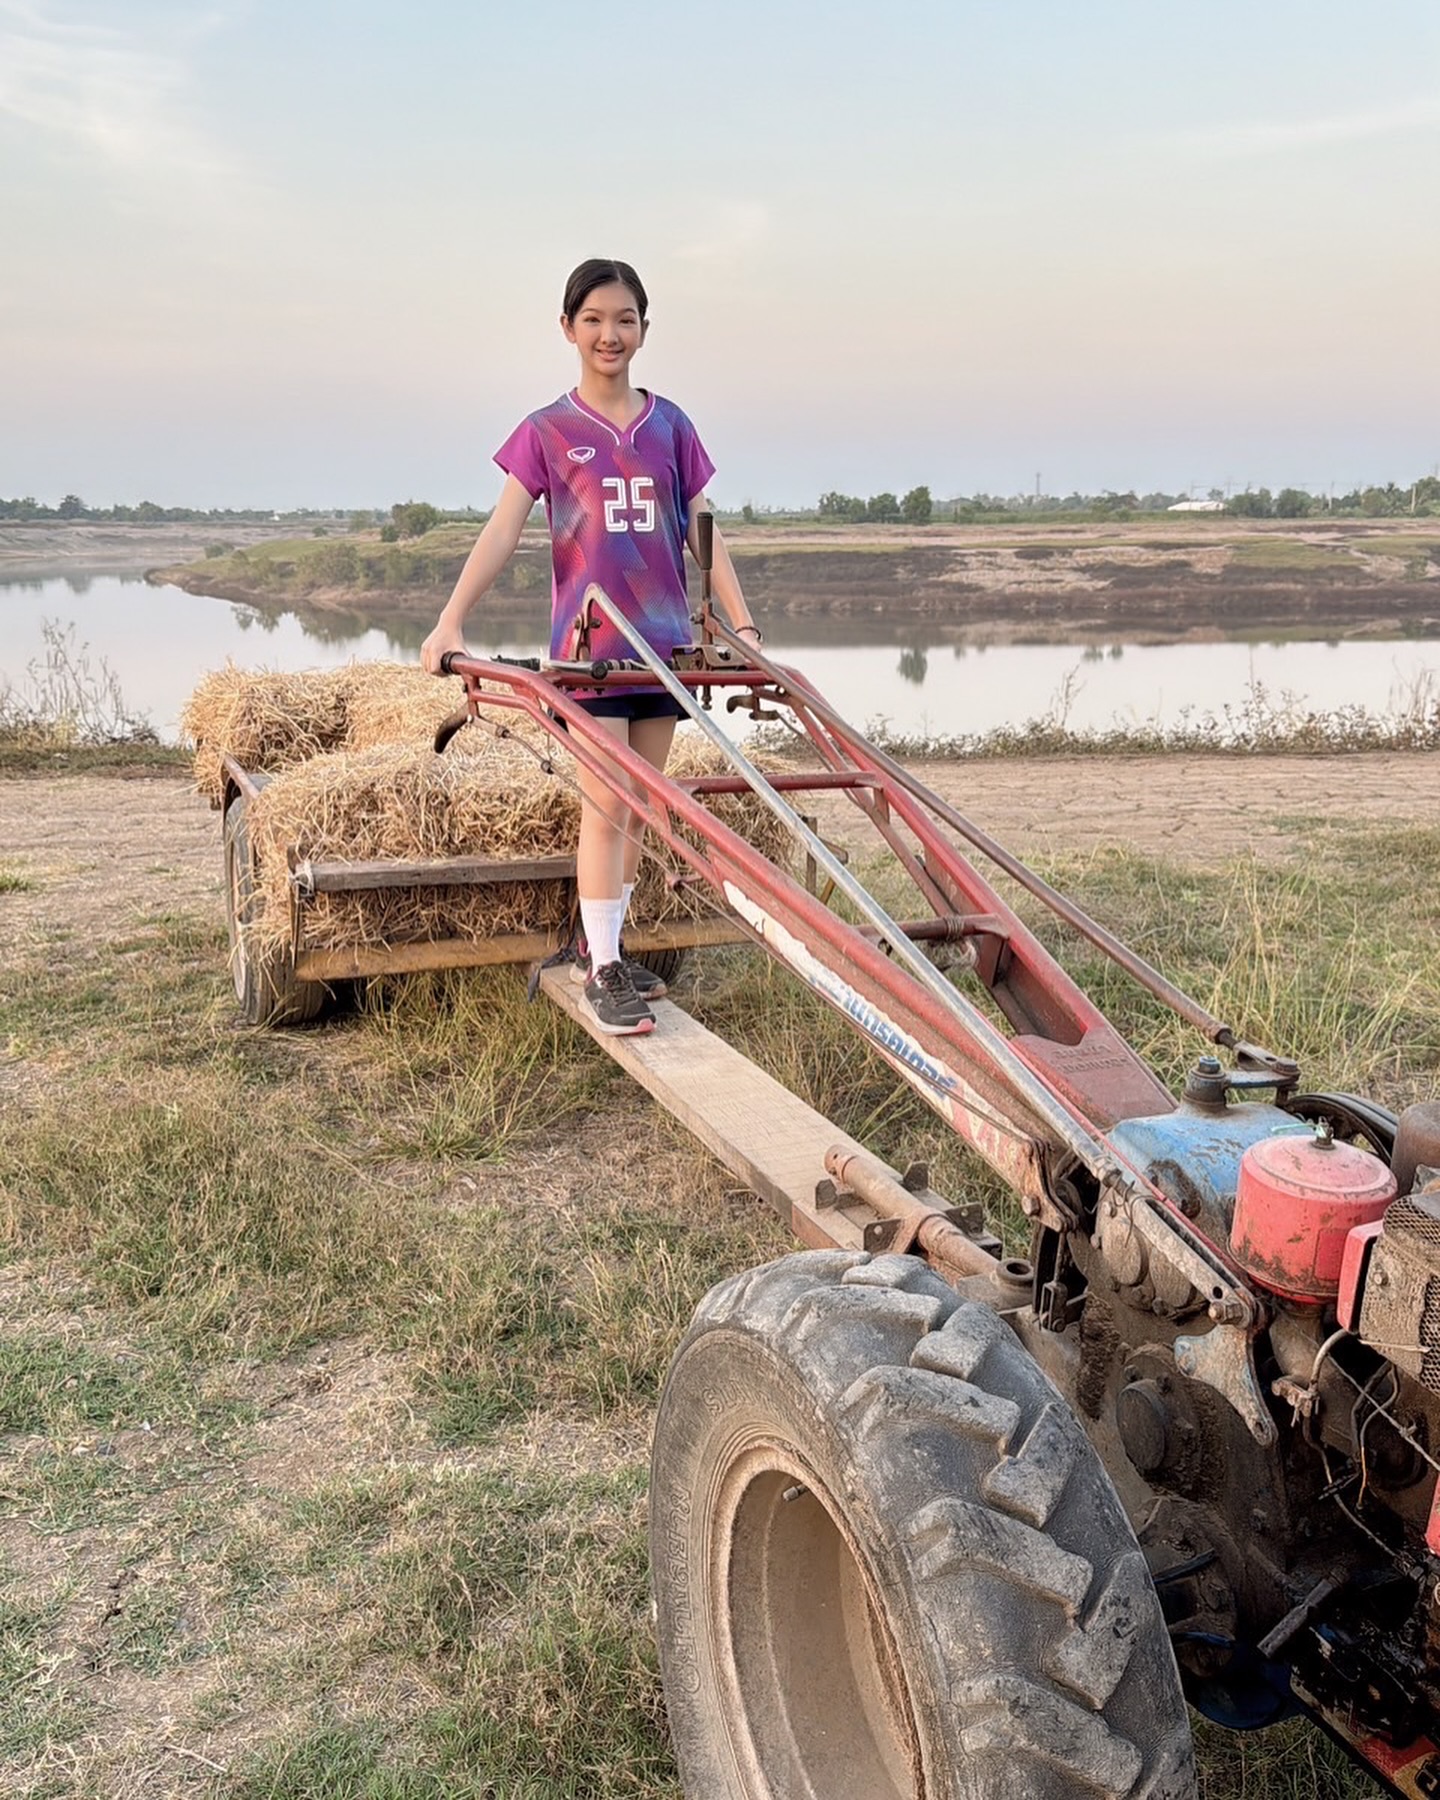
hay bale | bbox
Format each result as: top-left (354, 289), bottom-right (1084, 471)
top-left (182, 665), bottom-right (351, 803)
top-left (242, 727), bottom-right (793, 954)
top-left (248, 737), bottom-right (580, 952)
top-left (184, 660), bottom-right (546, 799)
top-left (194, 659), bottom-right (796, 957)
top-left (337, 663), bottom-right (464, 750)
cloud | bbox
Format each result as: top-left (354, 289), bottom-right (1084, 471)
top-left (1175, 95), bottom-right (1440, 158)
top-left (0, 1), bottom-right (237, 181)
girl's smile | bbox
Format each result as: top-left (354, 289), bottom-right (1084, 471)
top-left (562, 280), bottom-right (647, 384)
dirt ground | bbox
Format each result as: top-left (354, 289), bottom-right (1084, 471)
top-left (1, 753), bottom-right (1434, 950)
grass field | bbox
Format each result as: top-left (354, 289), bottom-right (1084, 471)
top-left (4, 753), bottom-right (1436, 1794)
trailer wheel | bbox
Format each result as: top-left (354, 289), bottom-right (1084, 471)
top-left (651, 1251), bottom-right (1195, 1800)
top-left (630, 946), bottom-right (687, 989)
top-left (223, 795), bottom-right (327, 1027)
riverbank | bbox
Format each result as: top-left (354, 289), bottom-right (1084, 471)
top-left (0, 521), bottom-right (302, 581)
top-left (143, 517), bottom-right (1440, 645)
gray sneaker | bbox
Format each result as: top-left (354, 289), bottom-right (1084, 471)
top-left (583, 960), bottom-right (655, 1036)
top-left (572, 937), bottom-right (668, 1000)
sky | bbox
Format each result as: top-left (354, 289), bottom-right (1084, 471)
top-left (3, 0), bottom-right (1438, 511)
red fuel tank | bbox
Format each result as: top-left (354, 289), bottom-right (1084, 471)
top-left (1230, 1131), bottom-right (1396, 1303)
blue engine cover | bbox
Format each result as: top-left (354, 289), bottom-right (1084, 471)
top-left (1107, 1103), bottom-right (1310, 1234)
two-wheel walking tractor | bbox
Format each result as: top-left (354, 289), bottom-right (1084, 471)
top-left (219, 574), bottom-right (1440, 1799)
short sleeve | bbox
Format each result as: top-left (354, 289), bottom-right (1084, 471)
top-left (676, 414), bottom-right (716, 504)
top-left (494, 417), bottom-right (548, 499)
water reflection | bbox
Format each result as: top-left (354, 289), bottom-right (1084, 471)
top-left (3, 567), bottom-right (1439, 748)
top-left (897, 644), bottom-right (929, 685)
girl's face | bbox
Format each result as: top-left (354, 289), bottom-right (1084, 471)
top-left (561, 281), bottom-right (647, 380)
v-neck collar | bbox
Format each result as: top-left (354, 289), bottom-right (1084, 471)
top-left (567, 388), bottom-right (654, 447)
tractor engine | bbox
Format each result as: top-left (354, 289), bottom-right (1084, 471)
top-left (1045, 1091), bottom-right (1440, 1764)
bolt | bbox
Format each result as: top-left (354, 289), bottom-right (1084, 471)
top-left (1021, 1194), bottom-right (1039, 1217)
top-left (1250, 1508), bottom-right (1269, 1534)
top-left (1196, 1056), bottom-right (1222, 1076)
top-left (782, 1484), bottom-right (809, 1504)
top-left (1209, 1298), bottom-right (1247, 1324)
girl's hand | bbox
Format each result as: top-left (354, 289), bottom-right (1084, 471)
top-left (421, 618), bottom-right (468, 675)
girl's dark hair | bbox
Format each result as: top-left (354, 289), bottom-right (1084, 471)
top-left (562, 259), bottom-right (648, 322)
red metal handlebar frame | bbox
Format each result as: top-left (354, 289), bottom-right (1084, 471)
top-left (439, 652), bottom-right (1184, 1219)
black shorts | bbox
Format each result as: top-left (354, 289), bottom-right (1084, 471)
top-left (571, 691), bottom-right (687, 722)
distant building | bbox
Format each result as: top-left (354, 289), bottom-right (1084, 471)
top-left (1167, 499), bottom-right (1226, 513)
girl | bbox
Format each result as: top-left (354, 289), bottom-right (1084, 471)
top-left (421, 258), bottom-right (760, 1036)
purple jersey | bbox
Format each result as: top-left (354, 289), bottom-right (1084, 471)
top-left (495, 390), bottom-right (715, 666)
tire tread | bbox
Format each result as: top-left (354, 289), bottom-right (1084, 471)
top-left (652, 1251), bottom-right (1196, 1799)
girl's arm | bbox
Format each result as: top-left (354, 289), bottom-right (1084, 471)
top-left (686, 496), bottom-right (762, 643)
top-left (420, 476), bottom-right (536, 673)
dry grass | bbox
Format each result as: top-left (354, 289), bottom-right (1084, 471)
top-left (5, 743), bottom-right (1430, 1796)
top-left (0, 622), bottom-right (156, 752)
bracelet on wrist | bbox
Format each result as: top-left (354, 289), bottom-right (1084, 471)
top-left (736, 623), bottom-right (762, 641)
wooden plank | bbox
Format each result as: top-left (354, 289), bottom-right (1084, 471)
top-left (538, 966), bottom-right (875, 1251)
top-left (295, 853), bottom-right (577, 893)
top-left (295, 915), bottom-right (745, 981)
top-left (298, 932), bottom-right (556, 979)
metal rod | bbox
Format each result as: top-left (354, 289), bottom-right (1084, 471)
top-left (823, 1145), bottom-right (1005, 1283)
top-left (674, 771), bottom-right (881, 796)
top-left (721, 632), bottom-right (1234, 1045)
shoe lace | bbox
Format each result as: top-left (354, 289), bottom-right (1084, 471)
top-left (594, 960), bottom-right (637, 1000)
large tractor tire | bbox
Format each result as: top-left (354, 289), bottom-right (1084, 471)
top-left (650, 1250), bottom-right (1195, 1800)
top-left (223, 794), bottom-right (328, 1027)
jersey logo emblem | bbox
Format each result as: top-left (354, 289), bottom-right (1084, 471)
top-left (567, 446), bottom-right (596, 464)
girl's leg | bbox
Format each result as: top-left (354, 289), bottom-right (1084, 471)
top-left (573, 711), bottom-right (679, 1030)
top-left (576, 713), bottom-right (632, 970)
top-left (619, 714), bottom-right (678, 888)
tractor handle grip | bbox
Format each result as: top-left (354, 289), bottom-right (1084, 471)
top-left (440, 650), bottom-right (542, 675)
top-left (696, 509), bottom-right (713, 572)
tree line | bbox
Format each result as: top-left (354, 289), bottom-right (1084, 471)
top-left (0, 496), bottom-right (354, 525)
top-left (5, 472), bottom-right (1438, 528)
top-left (818, 486), bottom-right (935, 524)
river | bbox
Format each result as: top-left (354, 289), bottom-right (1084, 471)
top-left (4, 568), bottom-right (1438, 746)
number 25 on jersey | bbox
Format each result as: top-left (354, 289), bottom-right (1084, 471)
top-left (602, 476), bottom-right (656, 534)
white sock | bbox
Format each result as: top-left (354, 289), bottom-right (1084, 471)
top-left (580, 896), bottom-right (625, 970)
top-left (621, 882), bottom-right (635, 928)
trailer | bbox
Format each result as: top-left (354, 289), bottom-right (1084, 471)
top-left (218, 748), bottom-right (742, 1028)
top-left (217, 559), bottom-right (1440, 1798)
